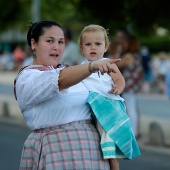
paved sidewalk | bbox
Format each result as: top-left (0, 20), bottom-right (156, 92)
top-left (0, 71), bottom-right (20, 118)
top-left (0, 70), bottom-right (18, 85)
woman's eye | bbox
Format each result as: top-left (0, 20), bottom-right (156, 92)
top-left (59, 41), bottom-right (64, 44)
top-left (47, 40), bottom-right (53, 43)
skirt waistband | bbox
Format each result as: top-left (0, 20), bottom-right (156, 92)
top-left (34, 119), bottom-right (93, 133)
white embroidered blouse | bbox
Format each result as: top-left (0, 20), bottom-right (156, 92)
top-left (15, 66), bottom-right (92, 130)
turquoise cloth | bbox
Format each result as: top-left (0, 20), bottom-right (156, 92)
top-left (87, 92), bottom-right (141, 160)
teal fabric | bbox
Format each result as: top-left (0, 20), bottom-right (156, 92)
top-left (101, 141), bottom-right (125, 158)
top-left (87, 92), bottom-right (141, 159)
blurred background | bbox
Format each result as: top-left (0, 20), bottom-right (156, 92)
top-left (0, 0), bottom-right (170, 169)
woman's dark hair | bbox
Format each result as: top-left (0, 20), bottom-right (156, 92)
top-left (63, 28), bottom-right (73, 40)
top-left (128, 35), bottom-right (140, 53)
top-left (27, 20), bottom-right (63, 47)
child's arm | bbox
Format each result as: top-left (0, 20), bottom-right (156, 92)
top-left (108, 63), bottom-right (125, 95)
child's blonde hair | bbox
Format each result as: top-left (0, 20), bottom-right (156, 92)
top-left (79, 24), bottom-right (110, 47)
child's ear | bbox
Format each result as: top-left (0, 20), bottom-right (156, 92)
top-left (79, 45), bottom-right (83, 52)
top-left (105, 44), bottom-right (109, 52)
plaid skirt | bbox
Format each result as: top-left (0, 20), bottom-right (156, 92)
top-left (19, 119), bottom-right (110, 170)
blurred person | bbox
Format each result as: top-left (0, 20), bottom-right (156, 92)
top-left (107, 40), bottom-right (121, 59)
top-left (14, 20), bottom-right (121, 170)
top-left (79, 24), bottom-right (141, 170)
top-left (22, 46), bottom-right (33, 67)
top-left (116, 29), bottom-right (130, 56)
top-left (116, 30), bottom-right (143, 139)
top-left (60, 28), bottom-right (82, 65)
top-left (13, 45), bottom-right (25, 70)
top-left (0, 50), bottom-right (14, 71)
top-left (166, 70), bottom-right (170, 100)
top-left (153, 51), bottom-right (170, 94)
top-left (140, 46), bottom-right (153, 93)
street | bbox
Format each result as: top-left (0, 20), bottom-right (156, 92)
top-left (0, 120), bottom-right (30, 170)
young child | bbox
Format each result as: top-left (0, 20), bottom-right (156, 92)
top-left (79, 25), bottom-right (141, 170)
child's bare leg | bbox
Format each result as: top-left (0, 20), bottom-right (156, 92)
top-left (109, 158), bottom-right (119, 170)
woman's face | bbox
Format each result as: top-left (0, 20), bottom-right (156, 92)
top-left (31, 26), bottom-right (65, 68)
top-left (116, 31), bottom-right (128, 51)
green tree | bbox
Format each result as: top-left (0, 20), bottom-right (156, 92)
top-left (0, 0), bottom-right (21, 31)
top-left (72, 0), bottom-right (170, 36)
top-left (1, 0), bottom-right (170, 38)
top-left (0, 0), bottom-right (32, 31)
top-left (0, 0), bottom-right (78, 32)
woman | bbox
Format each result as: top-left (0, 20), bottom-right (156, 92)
top-left (14, 20), bottom-right (120, 170)
top-left (115, 30), bottom-right (143, 139)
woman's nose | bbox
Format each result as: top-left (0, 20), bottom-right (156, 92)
top-left (53, 44), bottom-right (59, 50)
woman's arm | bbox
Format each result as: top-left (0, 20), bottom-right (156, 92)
top-left (116, 53), bottom-right (133, 69)
top-left (108, 63), bottom-right (125, 95)
top-left (59, 59), bottom-right (121, 90)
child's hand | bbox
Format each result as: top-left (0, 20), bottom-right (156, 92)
top-left (108, 84), bottom-right (120, 95)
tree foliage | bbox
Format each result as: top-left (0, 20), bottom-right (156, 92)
top-left (72, 0), bottom-right (170, 36)
top-left (0, 0), bottom-right (31, 31)
top-left (0, 0), bottom-right (80, 35)
top-left (1, 0), bottom-right (170, 37)
top-left (0, 0), bottom-right (21, 31)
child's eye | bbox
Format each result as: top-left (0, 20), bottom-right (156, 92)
top-left (85, 43), bottom-right (90, 46)
top-left (96, 43), bottom-right (101, 46)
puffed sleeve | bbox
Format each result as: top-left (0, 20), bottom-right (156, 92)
top-left (15, 68), bottom-right (61, 112)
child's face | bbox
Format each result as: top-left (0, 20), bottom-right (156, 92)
top-left (80, 30), bottom-right (108, 61)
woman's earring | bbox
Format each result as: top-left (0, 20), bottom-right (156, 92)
top-left (32, 48), bottom-right (36, 58)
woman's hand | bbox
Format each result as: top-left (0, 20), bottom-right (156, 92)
top-left (91, 59), bottom-right (121, 75)
top-left (59, 58), bottom-right (121, 91)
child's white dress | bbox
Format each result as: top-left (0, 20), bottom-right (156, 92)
top-left (82, 59), bottom-right (141, 159)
